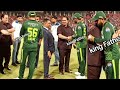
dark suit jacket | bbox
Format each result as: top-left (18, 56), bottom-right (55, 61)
top-left (87, 25), bottom-right (105, 66)
top-left (43, 27), bottom-right (55, 55)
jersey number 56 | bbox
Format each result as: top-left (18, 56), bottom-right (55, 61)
top-left (27, 27), bottom-right (38, 41)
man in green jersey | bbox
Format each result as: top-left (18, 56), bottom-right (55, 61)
top-left (18, 11), bottom-right (43, 79)
top-left (72, 13), bottom-right (87, 79)
top-left (111, 30), bottom-right (120, 79)
top-left (88, 11), bottom-right (120, 79)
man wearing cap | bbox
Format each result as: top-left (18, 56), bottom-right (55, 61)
top-left (18, 11), bottom-right (43, 79)
top-left (72, 13), bottom-right (87, 79)
top-left (88, 11), bottom-right (120, 79)
top-left (27, 15), bottom-right (43, 68)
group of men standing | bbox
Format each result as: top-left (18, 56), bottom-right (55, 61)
top-left (0, 11), bottom-right (119, 79)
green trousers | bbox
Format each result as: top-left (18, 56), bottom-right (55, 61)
top-left (115, 59), bottom-right (119, 79)
top-left (18, 48), bottom-right (37, 79)
top-left (105, 60), bottom-right (115, 79)
top-left (77, 48), bottom-right (86, 76)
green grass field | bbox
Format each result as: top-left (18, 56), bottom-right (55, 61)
top-left (0, 40), bottom-right (119, 79)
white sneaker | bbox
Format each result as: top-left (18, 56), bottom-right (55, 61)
top-left (74, 72), bottom-right (81, 76)
top-left (14, 77), bottom-right (19, 79)
top-left (75, 75), bottom-right (86, 79)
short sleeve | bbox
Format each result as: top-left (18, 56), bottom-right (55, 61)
top-left (57, 25), bottom-right (62, 35)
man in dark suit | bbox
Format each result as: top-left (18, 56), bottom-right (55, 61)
top-left (43, 18), bottom-right (55, 79)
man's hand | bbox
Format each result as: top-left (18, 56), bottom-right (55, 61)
top-left (67, 36), bottom-right (72, 41)
top-left (117, 29), bottom-right (120, 36)
top-left (12, 38), bottom-right (15, 42)
top-left (112, 32), bottom-right (118, 38)
top-left (7, 28), bottom-right (15, 33)
top-left (73, 44), bottom-right (76, 49)
top-left (88, 34), bottom-right (95, 42)
top-left (38, 39), bottom-right (42, 46)
top-left (1, 30), bottom-right (11, 35)
top-left (48, 51), bottom-right (52, 59)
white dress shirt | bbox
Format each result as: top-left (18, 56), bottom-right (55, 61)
top-left (51, 22), bottom-right (60, 42)
top-left (12, 20), bottom-right (22, 39)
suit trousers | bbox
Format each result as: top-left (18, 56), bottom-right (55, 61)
top-left (58, 48), bottom-right (71, 72)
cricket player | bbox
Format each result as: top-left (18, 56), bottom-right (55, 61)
top-left (111, 30), bottom-right (120, 79)
top-left (27, 15), bottom-right (43, 68)
top-left (72, 13), bottom-right (87, 79)
top-left (88, 11), bottom-right (120, 79)
top-left (17, 11), bottom-right (43, 79)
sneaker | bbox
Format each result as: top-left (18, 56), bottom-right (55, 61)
top-left (74, 72), bottom-right (81, 76)
top-left (16, 61), bottom-right (20, 64)
top-left (75, 75), bottom-right (86, 79)
top-left (12, 63), bottom-right (17, 66)
top-left (51, 63), bottom-right (58, 66)
top-left (14, 77), bottom-right (19, 79)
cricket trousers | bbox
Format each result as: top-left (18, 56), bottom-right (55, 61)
top-left (105, 60), bottom-right (115, 79)
top-left (27, 44), bottom-right (40, 68)
top-left (115, 59), bottom-right (119, 79)
top-left (12, 39), bottom-right (21, 64)
top-left (77, 48), bottom-right (86, 76)
top-left (18, 48), bottom-right (37, 79)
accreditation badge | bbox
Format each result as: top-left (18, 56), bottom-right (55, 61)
top-left (78, 26), bottom-right (81, 30)
top-left (106, 27), bottom-right (110, 32)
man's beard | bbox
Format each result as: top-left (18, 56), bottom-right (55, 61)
top-left (95, 23), bottom-right (103, 31)
top-left (74, 21), bottom-right (77, 24)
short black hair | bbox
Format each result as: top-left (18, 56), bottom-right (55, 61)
top-left (43, 18), bottom-right (50, 23)
top-left (36, 15), bottom-right (40, 18)
top-left (17, 14), bottom-right (23, 18)
top-left (62, 16), bottom-right (69, 20)
top-left (52, 15), bottom-right (57, 19)
top-left (1, 14), bottom-right (8, 19)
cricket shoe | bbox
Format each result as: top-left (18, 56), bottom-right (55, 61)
top-left (75, 75), bottom-right (86, 79)
top-left (14, 77), bottom-right (20, 79)
top-left (74, 72), bottom-right (81, 76)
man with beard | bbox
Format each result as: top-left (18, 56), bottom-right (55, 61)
top-left (88, 11), bottom-right (120, 79)
top-left (72, 13), bottom-right (87, 79)
top-left (87, 17), bottom-right (105, 79)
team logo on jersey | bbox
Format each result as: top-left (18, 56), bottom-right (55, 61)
top-left (82, 24), bottom-right (85, 27)
top-left (78, 26), bottom-right (81, 29)
top-left (106, 27), bottom-right (110, 32)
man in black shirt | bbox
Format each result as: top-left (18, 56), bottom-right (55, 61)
top-left (0, 14), bottom-right (15, 74)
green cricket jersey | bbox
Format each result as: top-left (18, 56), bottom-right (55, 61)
top-left (20, 20), bottom-right (43, 51)
top-left (94, 21), bottom-right (119, 60)
top-left (74, 22), bottom-right (87, 48)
